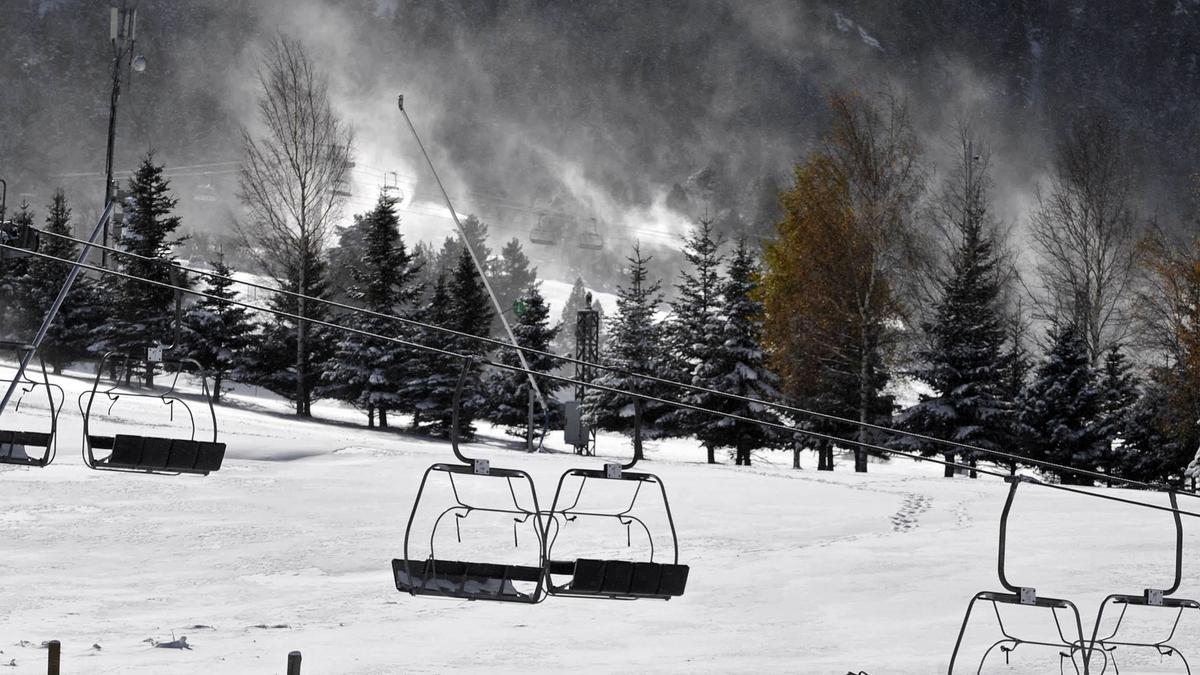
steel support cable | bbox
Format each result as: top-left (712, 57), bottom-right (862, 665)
top-left (8, 241), bottom-right (1200, 521)
top-left (29, 226), bottom-right (1200, 497)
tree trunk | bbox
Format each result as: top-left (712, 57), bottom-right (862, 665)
top-left (969, 457), bottom-right (978, 479)
top-left (793, 444), bottom-right (801, 469)
top-left (944, 452), bottom-right (955, 478)
top-left (632, 398), bottom-right (644, 462)
top-left (367, 405), bottom-right (375, 428)
top-left (379, 407), bottom-right (388, 429)
top-left (706, 444), bottom-right (716, 464)
top-left (296, 237), bottom-right (308, 418)
top-left (818, 445), bottom-right (834, 471)
top-left (213, 372), bottom-right (223, 404)
top-left (856, 327), bottom-right (870, 473)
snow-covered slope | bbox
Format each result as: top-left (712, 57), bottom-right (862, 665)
top-left (1, 364), bottom-right (1198, 674)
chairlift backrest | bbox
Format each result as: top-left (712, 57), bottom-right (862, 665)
top-left (0, 222), bottom-right (40, 260)
top-left (81, 353), bottom-right (224, 476)
top-left (0, 342), bottom-right (63, 467)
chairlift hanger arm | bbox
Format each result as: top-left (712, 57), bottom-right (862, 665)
top-left (13, 241), bottom-right (1200, 518)
top-left (397, 95), bottom-right (550, 444)
top-left (34, 225), bottom-right (1179, 495)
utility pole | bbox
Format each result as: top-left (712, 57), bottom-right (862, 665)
top-left (103, 2), bottom-right (145, 267)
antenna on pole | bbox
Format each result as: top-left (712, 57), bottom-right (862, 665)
top-left (397, 94), bottom-right (551, 450)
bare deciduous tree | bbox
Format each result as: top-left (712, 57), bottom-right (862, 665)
top-left (1030, 113), bottom-right (1138, 363)
top-left (238, 36), bottom-right (353, 416)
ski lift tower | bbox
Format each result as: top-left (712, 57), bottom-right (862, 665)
top-left (569, 292), bottom-right (600, 456)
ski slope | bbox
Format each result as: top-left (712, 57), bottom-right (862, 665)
top-left (2, 363), bottom-right (1199, 674)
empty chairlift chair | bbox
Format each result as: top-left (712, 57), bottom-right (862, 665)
top-left (577, 218), bottom-right (604, 251)
top-left (948, 475), bottom-right (1092, 674)
top-left (0, 221), bottom-right (41, 260)
top-left (528, 213), bottom-right (561, 246)
top-left (80, 351), bottom-right (225, 476)
top-left (1085, 489), bottom-right (1199, 672)
top-left (0, 342), bottom-right (65, 467)
top-left (392, 357), bottom-right (547, 604)
top-left (543, 399), bottom-right (689, 600)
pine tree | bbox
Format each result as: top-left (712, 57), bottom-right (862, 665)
top-left (688, 239), bottom-right (783, 466)
top-left (443, 248), bottom-right (495, 436)
top-left (19, 190), bottom-right (103, 373)
top-left (321, 193), bottom-right (420, 427)
top-left (95, 154), bottom-right (188, 384)
top-left (483, 284), bottom-right (560, 441)
top-left (893, 197), bottom-right (1007, 478)
top-left (243, 253), bottom-right (334, 415)
top-left (1017, 322), bottom-right (1104, 484)
top-left (581, 244), bottom-right (664, 461)
top-left (659, 218), bottom-right (724, 458)
top-left (552, 276), bottom-right (589, 356)
top-left (402, 272), bottom-right (459, 435)
top-left (492, 238), bottom-right (537, 335)
top-left (1093, 344), bottom-right (1140, 484)
top-left (0, 202), bottom-right (35, 340)
top-left (181, 259), bottom-right (257, 403)
top-left (1134, 372), bottom-right (1187, 483)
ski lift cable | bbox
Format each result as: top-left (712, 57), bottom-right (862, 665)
top-left (6, 240), bottom-right (1200, 519)
top-left (398, 94), bottom-right (551, 449)
top-left (28, 226), bottom-right (1197, 497)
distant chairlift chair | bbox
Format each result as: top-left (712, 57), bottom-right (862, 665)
top-left (0, 342), bottom-right (65, 467)
top-left (81, 352), bottom-right (225, 476)
top-left (577, 218), bottom-right (604, 251)
top-left (528, 213), bottom-right (561, 246)
top-left (948, 475), bottom-right (1093, 674)
top-left (543, 398), bottom-right (689, 600)
top-left (392, 357), bottom-right (548, 603)
top-left (1086, 488), bottom-right (1200, 673)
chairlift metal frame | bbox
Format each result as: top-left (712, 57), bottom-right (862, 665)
top-left (543, 398), bottom-right (689, 600)
top-left (0, 221), bottom-right (40, 260)
top-left (577, 218), bottom-right (604, 251)
top-left (80, 352), bottom-right (223, 476)
top-left (0, 341), bottom-right (64, 467)
top-left (528, 213), bottom-right (560, 246)
top-left (1084, 488), bottom-right (1199, 672)
top-left (393, 357), bottom-right (548, 604)
top-left (948, 476), bottom-right (1093, 674)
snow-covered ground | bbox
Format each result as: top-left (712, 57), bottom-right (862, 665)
top-left (2, 363), bottom-right (1200, 674)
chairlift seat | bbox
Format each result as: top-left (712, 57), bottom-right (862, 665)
top-left (577, 232), bottom-right (604, 251)
top-left (89, 434), bottom-right (225, 474)
top-left (392, 558), bottom-right (544, 602)
top-left (0, 429), bottom-right (52, 465)
top-left (0, 223), bottom-right (40, 259)
top-left (550, 558), bottom-right (689, 599)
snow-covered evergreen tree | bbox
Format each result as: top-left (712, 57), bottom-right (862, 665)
top-left (492, 237), bottom-right (536, 336)
top-left (581, 244), bottom-right (664, 460)
top-left (0, 201), bottom-right (34, 340)
top-left (444, 248), bottom-right (495, 436)
top-left (1093, 344), bottom-right (1140, 483)
top-left (181, 259), bottom-right (256, 403)
top-left (552, 276), bottom-right (589, 356)
top-left (687, 239), bottom-right (783, 465)
top-left (483, 284), bottom-right (560, 440)
top-left (659, 218), bottom-right (724, 451)
top-left (893, 194), bottom-right (1006, 477)
top-left (94, 155), bottom-right (188, 385)
top-left (1017, 322), bottom-right (1104, 484)
top-left (321, 193), bottom-right (420, 428)
top-left (402, 272), bottom-right (457, 434)
top-left (1131, 372), bottom-right (1190, 483)
top-left (243, 253), bottom-right (334, 416)
top-left (19, 190), bottom-right (103, 373)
